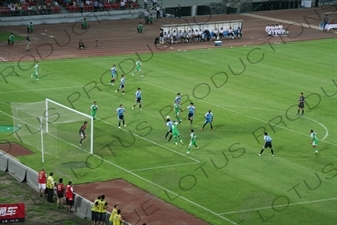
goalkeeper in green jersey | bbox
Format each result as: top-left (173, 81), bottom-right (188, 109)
top-left (174, 103), bottom-right (182, 123)
top-left (31, 61), bottom-right (39, 80)
top-left (90, 101), bottom-right (98, 120)
top-left (310, 130), bottom-right (319, 154)
top-left (187, 129), bottom-right (198, 154)
top-left (171, 121), bottom-right (183, 147)
top-left (132, 59), bottom-right (143, 77)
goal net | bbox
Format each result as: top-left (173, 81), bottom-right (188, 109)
top-left (10, 99), bottom-right (93, 162)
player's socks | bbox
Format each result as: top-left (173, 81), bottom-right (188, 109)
top-left (271, 149), bottom-right (274, 155)
top-left (168, 135), bottom-right (172, 142)
top-left (259, 149), bottom-right (264, 156)
top-left (302, 110), bottom-right (304, 115)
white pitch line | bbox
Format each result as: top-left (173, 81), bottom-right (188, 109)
top-left (219, 197), bottom-right (337, 215)
top-left (130, 162), bottom-right (199, 172)
top-left (97, 118), bottom-right (200, 163)
top-left (0, 85), bottom-right (85, 94)
top-left (0, 111), bottom-right (235, 225)
top-left (141, 81), bottom-right (336, 147)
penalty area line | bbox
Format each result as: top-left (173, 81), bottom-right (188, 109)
top-left (219, 197), bottom-right (337, 215)
top-left (130, 162), bottom-right (199, 172)
top-left (142, 81), bottom-right (336, 147)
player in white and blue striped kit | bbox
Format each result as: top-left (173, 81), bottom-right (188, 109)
top-left (187, 102), bottom-right (195, 125)
top-left (132, 88), bottom-right (142, 110)
top-left (115, 75), bottom-right (126, 95)
top-left (116, 104), bottom-right (126, 128)
top-left (258, 132), bottom-right (274, 156)
top-left (164, 118), bottom-right (173, 142)
top-left (110, 64), bottom-right (117, 85)
top-left (202, 110), bottom-right (213, 131)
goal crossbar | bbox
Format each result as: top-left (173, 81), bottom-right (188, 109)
top-left (46, 98), bottom-right (94, 154)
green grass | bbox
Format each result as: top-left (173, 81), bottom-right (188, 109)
top-left (0, 32), bottom-right (25, 42)
top-left (0, 39), bottom-right (336, 225)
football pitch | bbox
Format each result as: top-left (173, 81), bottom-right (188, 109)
top-left (0, 39), bottom-right (336, 224)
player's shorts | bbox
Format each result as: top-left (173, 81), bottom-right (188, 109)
top-left (167, 128), bottom-right (172, 133)
top-left (136, 98), bottom-right (142, 103)
top-left (175, 111), bottom-right (180, 116)
top-left (38, 183), bottom-right (46, 190)
top-left (204, 120), bottom-right (212, 123)
top-left (91, 112), bottom-right (96, 118)
top-left (80, 132), bottom-right (86, 139)
top-left (312, 141), bottom-right (318, 146)
top-left (57, 193), bottom-right (64, 199)
top-left (136, 67), bottom-right (141, 71)
top-left (298, 102), bottom-right (304, 108)
top-left (264, 142), bottom-right (272, 148)
top-left (188, 113), bottom-right (194, 118)
top-left (98, 212), bottom-right (106, 222)
top-left (172, 131), bottom-right (180, 137)
top-left (119, 84), bottom-right (125, 89)
top-left (91, 211), bottom-right (99, 222)
top-left (66, 198), bottom-right (74, 206)
top-left (111, 73), bottom-right (116, 78)
top-left (189, 140), bottom-right (197, 146)
top-left (118, 115), bottom-right (124, 120)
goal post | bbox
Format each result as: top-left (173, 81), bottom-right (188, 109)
top-left (10, 99), bottom-right (94, 163)
top-left (45, 98), bottom-right (94, 154)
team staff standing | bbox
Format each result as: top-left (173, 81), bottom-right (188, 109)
top-left (65, 181), bottom-right (74, 213)
top-left (38, 168), bottom-right (47, 197)
top-left (46, 172), bottom-right (55, 203)
top-left (97, 195), bottom-right (108, 225)
top-left (91, 195), bottom-right (101, 225)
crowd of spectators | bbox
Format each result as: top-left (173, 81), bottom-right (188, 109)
top-left (157, 26), bottom-right (242, 44)
top-left (1, 0), bottom-right (60, 16)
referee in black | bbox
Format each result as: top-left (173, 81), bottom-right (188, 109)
top-left (297, 92), bottom-right (305, 115)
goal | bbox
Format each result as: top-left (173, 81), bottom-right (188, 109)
top-left (10, 98), bottom-right (93, 163)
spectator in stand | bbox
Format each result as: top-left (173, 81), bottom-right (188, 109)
top-left (120, 0), bottom-right (126, 9)
top-left (137, 22), bottom-right (143, 33)
top-left (46, 172), bottom-right (55, 203)
top-left (38, 168), bottom-right (47, 197)
top-left (152, 0), bottom-right (157, 6)
top-left (93, 0), bottom-right (99, 11)
top-left (143, 0), bottom-right (147, 8)
top-left (56, 178), bottom-right (65, 208)
top-left (65, 181), bottom-right (74, 213)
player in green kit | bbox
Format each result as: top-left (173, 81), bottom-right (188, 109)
top-left (31, 61), bottom-right (39, 80)
top-left (187, 129), bottom-right (198, 154)
top-left (90, 101), bottom-right (98, 120)
top-left (174, 103), bottom-right (182, 123)
top-left (132, 59), bottom-right (143, 77)
top-left (310, 130), bottom-right (319, 154)
top-left (172, 121), bottom-right (183, 147)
